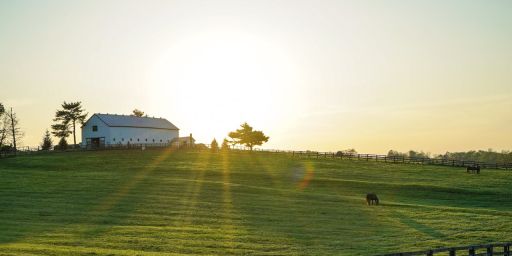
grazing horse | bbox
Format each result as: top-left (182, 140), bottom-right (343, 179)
top-left (366, 193), bottom-right (379, 205)
top-left (467, 165), bottom-right (481, 174)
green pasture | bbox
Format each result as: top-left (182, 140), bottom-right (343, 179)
top-left (0, 150), bottom-right (510, 255)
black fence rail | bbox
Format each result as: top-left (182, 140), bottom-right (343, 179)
top-left (3, 144), bottom-right (512, 171)
top-left (291, 151), bottom-right (512, 170)
top-left (0, 143), bottom-right (179, 159)
top-left (379, 242), bottom-right (511, 256)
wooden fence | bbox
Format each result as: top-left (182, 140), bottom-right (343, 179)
top-left (2, 145), bottom-right (512, 171)
top-left (290, 151), bottom-right (512, 170)
top-left (379, 242), bottom-right (511, 256)
top-left (0, 143), bottom-right (174, 159)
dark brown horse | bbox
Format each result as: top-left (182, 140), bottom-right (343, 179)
top-left (467, 165), bottom-right (480, 174)
top-left (366, 193), bottom-right (379, 205)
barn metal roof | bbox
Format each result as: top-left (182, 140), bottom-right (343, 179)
top-left (93, 113), bottom-right (179, 130)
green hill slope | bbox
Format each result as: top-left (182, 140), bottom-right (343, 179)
top-left (0, 150), bottom-right (511, 255)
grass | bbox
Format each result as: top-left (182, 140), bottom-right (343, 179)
top-left (0, 149), bottom-right (511, 255)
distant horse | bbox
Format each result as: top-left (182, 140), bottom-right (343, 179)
top-left (467, 165), bottom-right (481, 174)
top-left (366, 193), bottom-right (379, 205)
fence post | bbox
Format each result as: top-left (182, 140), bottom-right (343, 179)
top-left (426, 250), bottom-right (433, 256)
top-left (504, 243), bottom-right (510, 256)
top-left (486, 245), bottom-right (492, 256)
top-left (449, 249), bottom-right (456, 256)
top-left (469, 247), bottom-right (475, 256)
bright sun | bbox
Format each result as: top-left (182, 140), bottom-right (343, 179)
top-left (148, 30), bottom-right (302, 143)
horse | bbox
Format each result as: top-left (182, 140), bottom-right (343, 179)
top-left (366, 193), bottom-right (379, 205)
top-left (467, 165), bottom-right (481, 174)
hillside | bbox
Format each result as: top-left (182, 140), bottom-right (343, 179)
top-left (0, 150), bottom-right (511, 255)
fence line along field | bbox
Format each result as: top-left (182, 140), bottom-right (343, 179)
top-left (0, 149), bottom-right (511, 255)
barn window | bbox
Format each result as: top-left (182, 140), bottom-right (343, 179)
top-left (137, 138), bottom-right (139, 142)
top-left (152, 139), bottom-right (155, 142)
top-left (113, 138), bottom-right (116, 142)
top-left (92, 125), bottom-right (98, 132)
top-left (130, 138), bottom-right (132, 141)
top-left (122, 138), bottom-right (124, 141)
top-left (145, 138), bottom-right (147, 142)
top-left (160, 139), bottom-right (162, 142)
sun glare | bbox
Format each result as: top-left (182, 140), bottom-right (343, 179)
top-left (148, 30), bottom-right (302, 142)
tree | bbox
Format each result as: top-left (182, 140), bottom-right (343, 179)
top-left (51, 123), bottom-right (72, 141)
top-left (5, 108), bottom-right (23, 151)
top-left (0, 104), bottom-right (7, 148)
top-left (57, 137), bottom-right (68, 150)
top-left (221, 138), bottom-right (230, 151)
top-left (210, 138), bottom-right (219, 152)
top-left (53, 101), bottom-right (87, 146)
top-left (41, 130), bottom-right (53, 150)
top-left (228, 122), bottom-right (269, 151)
top-left (132, 109), bottom-right (145, 117)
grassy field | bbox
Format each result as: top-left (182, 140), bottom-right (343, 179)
top-left (0, 149), bottom-right (511, 255)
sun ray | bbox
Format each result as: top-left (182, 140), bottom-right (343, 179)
top-left (92, 148), bottom-right (175, 214)
top-left (172, 151), bottom-right (212, 226)
top-left (219, 151), bottom-right (247, 250)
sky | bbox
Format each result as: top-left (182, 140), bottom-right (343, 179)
top-left (1, 0), bottom-right (511, 154)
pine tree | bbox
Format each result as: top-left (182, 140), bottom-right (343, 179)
top-left (41, 130), bottom-right (53, 150)
top-left (53, 101), bottom-right (87, 147)
top-left (57, 137), bottom-right (68, 151)
top-left (228, 122), bottom-right (269, 150)
top-left (210, 138), bottom-right (219, 152)
top-left (221, 138), bottom-right (230, 151)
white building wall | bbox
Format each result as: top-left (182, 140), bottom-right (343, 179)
top-left (81, 115), bottom-right (179, 146)
top-left (81, 115), bottom-right (111, 144)
top-left (107, 127), bottom-right (178, 145)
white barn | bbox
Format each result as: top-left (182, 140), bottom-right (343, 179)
top-left (81, 113), bottom-right (179, 148)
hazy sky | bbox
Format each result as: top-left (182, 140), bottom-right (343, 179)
top-left (1, 0), bottom-right (511, 153)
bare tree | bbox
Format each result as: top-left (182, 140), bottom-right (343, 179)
top-left (0, 104), bottom-right (8, 148)
top-left (0, 116), bottom-right (8, 148)
top-left (5, 108), bottom-right (23, 151)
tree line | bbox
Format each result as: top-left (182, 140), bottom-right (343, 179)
top-left (387, 149), bottom-right (512, 163)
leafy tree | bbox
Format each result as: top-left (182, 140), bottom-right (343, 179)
top-left (41, 130), bottom-right (53, 150)
top-left (0, 103), bottom-right (4, 115)
top-left (221, 138), bottom-right (230, 151)
top-left (53, 101), bottom-right (87, 146)
top-left (228, 122), bottom-right (269, 151)
top-left (132, 109), bottom-right (145, 117)
top-left (57, 137), bottom-right (68, 150)
top-left (387, 150), bottom-right (406, 157)
top-left (210, 138), bottom-right (219, 152)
